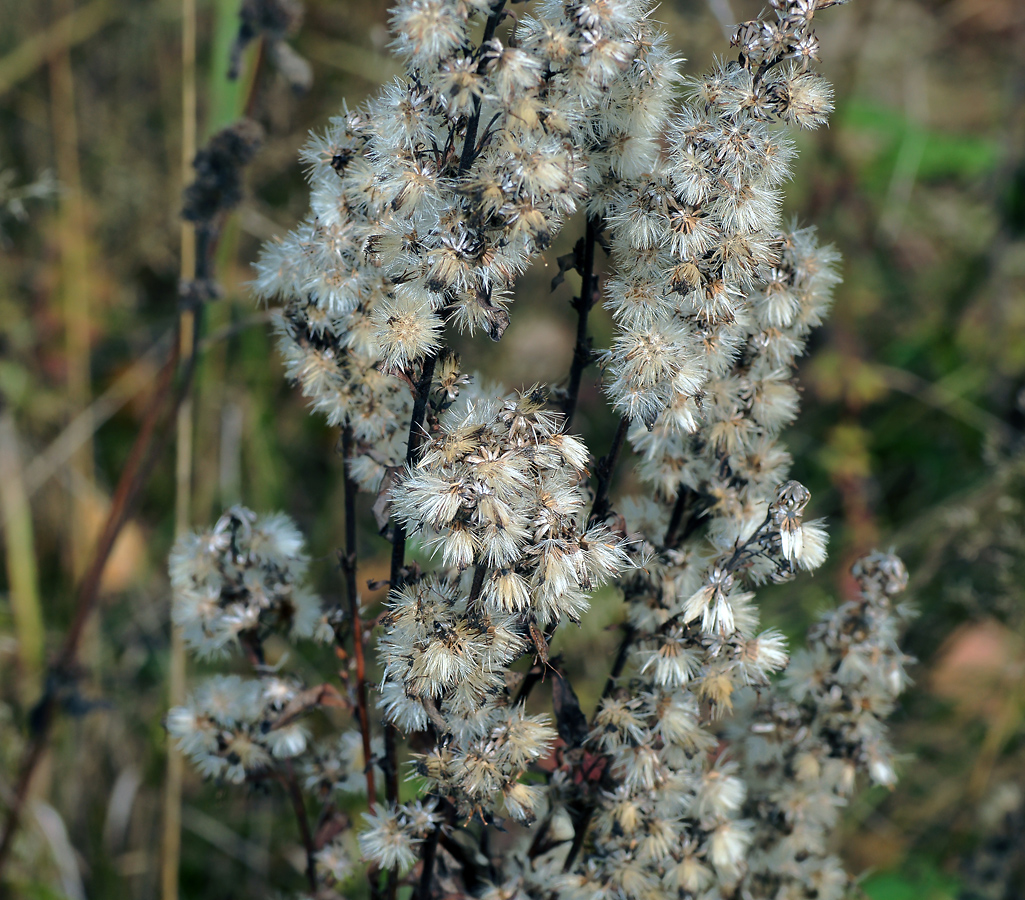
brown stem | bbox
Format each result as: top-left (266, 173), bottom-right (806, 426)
top-left (0, 314), bottom-right (192, 880)
top-left (562, 216), bottom-right (600, 428)
top-left (588, 415), bottom-right (630, 527)
top-left (341, 425), bottom-right (376, 808)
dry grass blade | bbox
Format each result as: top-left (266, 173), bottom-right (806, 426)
top-left (0, 0), bottom-right (121, 96)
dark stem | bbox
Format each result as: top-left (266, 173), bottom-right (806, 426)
top-left (663, 486), bottom-right (707, 549)
top-left (415, 821), bottom-right (441, 900)
top-left (238, 629), bottom-right (266, 668)
top-left (405, 354), bottom-right (438, 468)
top-left (381, 715), bottom-right (401, 900)
top-left (457, 0), bottom-right (508, 176)
top-left (559, 623), bottom-right (638, 878)
top-left (664, 487), bottom-right (690, 548)
top-left (562, 216), bottom-right (600, 428)
top-left (383, 722), bottom-right (401, 805)
top-left (480, 819), bottom-right (497, 882)
top-left (383, 354), bottom-right (438, 860)
top-left (341, 425), bottom-right (376, 807)
top-left (438, 830), bottom-right (486, 888)
top-left (598, 624), bottom-right (635, 701)
top-left (725, 512), bottom-right (772, 573)
top-left (466, 563), bottom-right (487, 620)
top-left (562, 805), bottom-right (594, 873)
top-left (588, 415), bottom-right (630, 527)
top-left (383, 351), bottom-right (437, 821)
top-left (280, 764), bottom-right (318, 894)
top-left (389, 352), bottom-right (439, 595)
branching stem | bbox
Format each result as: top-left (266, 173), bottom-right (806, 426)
top-left (457, 0), bottom-right (508, 176)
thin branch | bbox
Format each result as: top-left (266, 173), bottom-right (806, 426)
top-left (21, 333), bottom-right (169, 500)
top-left (341, 425), bottom-right (377, 808)
top-left (875, 363), bottom-right (1016, 443)
top-left (466, 563), bottom-right (488, 621)
top-left (562, 806), bottom-right (594, 873)
top-left (598, 623), bottom-right (635, 701)
top-left (588, 414), bottom-right (630, 527)
top-left (0, 319), bottom-right (190, 879)
top-left (414, 818), bottom-right (443, 900)
top-left (562, 216), bottom-right (600, 429)
top-left (0, 95), bottom-right (264, 875)
top-left (663, 486), bottom-right (707, 550)
top-left (457, 0), bottom-right (508, 176)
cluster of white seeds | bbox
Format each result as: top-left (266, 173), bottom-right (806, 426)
top-left (166, 0), bottom-right (917, 896)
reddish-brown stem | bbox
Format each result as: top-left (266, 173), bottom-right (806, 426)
top-left (0, 315), bottom-right (191, 881)
top-left (341, 425), bottom-right (376, 808)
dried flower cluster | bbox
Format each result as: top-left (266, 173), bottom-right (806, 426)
top-left (168, 506), bottom-right (325, 657)
top-left (168, 0), bottom-right (916, 897)
top-left (167, 509), bottom-right (333, 780)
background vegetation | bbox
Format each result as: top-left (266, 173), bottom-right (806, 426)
top-left (0, 0), bottom-right (1023, 896)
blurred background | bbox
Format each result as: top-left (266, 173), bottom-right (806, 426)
top-left (0, 0), bottom-right (1023, 896)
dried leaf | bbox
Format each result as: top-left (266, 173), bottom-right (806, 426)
top-left (550, 246), bottom-right (581, 291)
